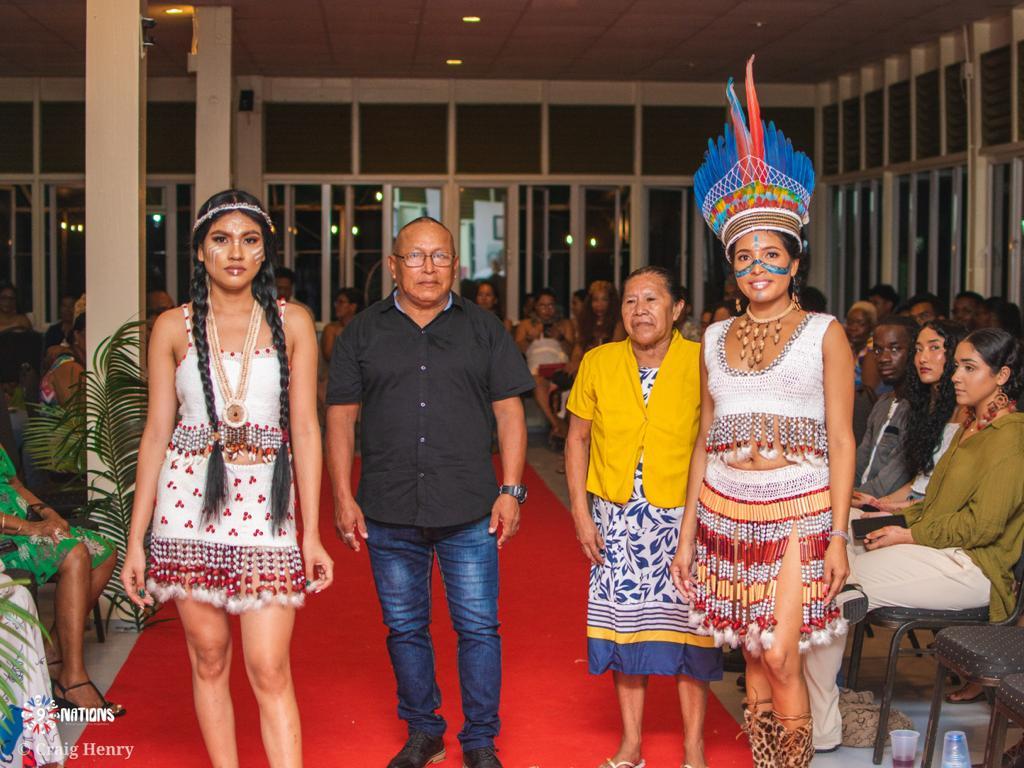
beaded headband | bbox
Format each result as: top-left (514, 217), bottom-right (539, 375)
top-left (694, 56), bottom-right (815, 259)
top-left (192, 202), bottom-right (274, 235)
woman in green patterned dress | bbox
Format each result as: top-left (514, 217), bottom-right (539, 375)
top-left (0, 446), bottom-right (123, 716)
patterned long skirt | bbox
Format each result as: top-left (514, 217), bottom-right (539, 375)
top-left (693, 460), bottom-right (846, 655)
top-left (587, 462), bottom-right (723, 680)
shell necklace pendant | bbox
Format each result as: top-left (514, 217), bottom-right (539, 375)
top-left (735, 300), bottom-right (797, 369)
top-left (206, 299), bottom-right (263, 429)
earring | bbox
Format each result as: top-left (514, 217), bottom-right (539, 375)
top-left (735, 297), bottom-right (743, 314)
top-left (993, 386), bottom-right (1010, 411)
top-left (792, 279), bottom-right (802, 310)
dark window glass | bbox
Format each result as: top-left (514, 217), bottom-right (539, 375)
top-left (549, 106), bottom-right (633, 174)
top-left (264, 103), bottom-right (352, 174)
top-left (457, 105), bottom-right (540, 174)
top-left (360, 104), bottom-right (446, 174)
top-left (822, 103), bottom-right (839, 176)
top-left (41, 102), bottom-right (85, 173)
top-left (889, 82), bottom-right (911, 164)
top-left (865, 89), bottom-right (884, 168)
top-left (981, 45), bottom-right (1012, 146)
top-left (642, 106), bottom-right (724, 175)
top-left (148, 102), bottom-right (196, 174)
top-left (915, 71), bottom-right (940, 159)
top-left (0, 103), bottom-right (33, 173)
top-left (946, 63), bottom-right (968, 153)
top-left (842, 97), bottom-right (860, 172)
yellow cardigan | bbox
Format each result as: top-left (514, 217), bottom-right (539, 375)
top-left (567, 331), bottom-right (701, 508)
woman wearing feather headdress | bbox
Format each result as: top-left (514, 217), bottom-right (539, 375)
top-left (669, 58), bottom-right (859, 766)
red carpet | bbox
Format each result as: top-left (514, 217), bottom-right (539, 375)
top-left (77, 463), bottom-right (750, 767)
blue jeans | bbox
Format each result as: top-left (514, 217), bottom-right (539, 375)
top-left (365, 516), bottom-right (500, 751)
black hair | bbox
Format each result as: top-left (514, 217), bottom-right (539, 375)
top-left (474, 279), bottom-right (504, 320)
top-left (572, 288), bottom-right (588, 302)
top-left (190, 189), bottom-right (292, 534)
top-left (725, 231), bottom-right (807, 310)
top-left (903, 320), bottom-right (968, 477)
top-left (867, 283), bottom-right (900, 307)
top-left (799, 286), bottom-right (828, 313)
top-left (955, 290), bottom-right (984, 305)
top-left (275, 266), bottom-right (296, 284)
top-left (875, 314), bottom-right (920, 337)
top-left (962, 327), bottom-right (1024, 402)
top-left (625, 265), bottom-right (679, 297)
top-left (65, 311), bottom-right (86, 345)
top-left (334, 287), bottom-right (363, 313)
top-left (982, 297), bottom-right (1023, 338)
top-left (536, 287), bottom-right (557, 301)
top-left (907, 292), bottom-right (947, 319)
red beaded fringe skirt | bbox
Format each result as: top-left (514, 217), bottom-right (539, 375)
top-left (692, 460), bottom-right (846, 655)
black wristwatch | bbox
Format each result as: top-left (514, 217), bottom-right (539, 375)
top-left (499, 484), bottom-right (528, 504)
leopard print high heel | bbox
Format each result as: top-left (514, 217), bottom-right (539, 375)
top-left (740, 699), bottom-right (776, 768)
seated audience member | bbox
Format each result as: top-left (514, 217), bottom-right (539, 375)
top-left (845, 300), bottom-right (879, 390)
top-left (852, 316), bottom-right (918, 501)
top-left (952, 291), bottom-right (985, 331)
top-left (0, 282), bottom-right (31, 333)
top-left (906, 292), bottom-right (947, 325)
top-left (145, 289), bottom-right (175, 338)
top-left (569, 280), bottom-right (625, 371)
top-left (866, 283), bottom-right (900, 319)
top-left (274, 266), bottom-right (314, 319)
top-left (799, 286), bottom-right (828, 313)
top-left (806, 327), bottom-right (1024, 748)
top-left (570, 287), bottom-right (587, 331)
top-left (43, 294), bottom-right (76, 350)
top-left (520, 292), bottom-right (536, 325)
top-left (976, 296), bottom-right (1024, 338)
top-left (40, 310), bottom-right (85, 407)
top-left (856, 320), bottom-right (968, 511)
top-left (0, 446), bottom-right (123, 717)
top-left (515, 288), bottom-right (574, 439)
top-left (473, 279), bottom-right (514, 333)
top-left (320, 287), bottom-right (363, 365)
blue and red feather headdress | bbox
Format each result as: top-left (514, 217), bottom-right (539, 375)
top-left (694, 56), bottom-right (815, 257)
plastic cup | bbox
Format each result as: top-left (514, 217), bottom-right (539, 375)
top-left (941, 730), bottom-right (970, 766)
top-left (890, 729), bottom-right (919, 767)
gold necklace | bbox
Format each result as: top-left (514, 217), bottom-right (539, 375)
top-left (736, 300), bottom-right (798, 368)
top-left (206, 300), bottom-right (263, 429)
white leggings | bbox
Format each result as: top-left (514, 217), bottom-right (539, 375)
top-left (803, 511), bottom-right (991, 748)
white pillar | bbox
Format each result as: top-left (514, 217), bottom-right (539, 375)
top-left (967, 21), bottom-right (991, 294)
top-left (190, 5), bottom-right (232, 205)
top-left (85, 0), bottom-right (146, 361)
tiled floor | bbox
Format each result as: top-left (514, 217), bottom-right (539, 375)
top-left (526, 433), bottom-right (1019, 767)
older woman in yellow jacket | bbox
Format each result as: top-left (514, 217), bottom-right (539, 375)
top-left (566, 266), bottom-right (723, 768)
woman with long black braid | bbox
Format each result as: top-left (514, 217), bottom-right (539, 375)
top-left (122, 190), bottom-right (333, 768)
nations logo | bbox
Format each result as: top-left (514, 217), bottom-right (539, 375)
top-left (20, 695), bottom-right (58, 736)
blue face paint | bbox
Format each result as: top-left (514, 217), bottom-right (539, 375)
top-left (735, 258), bottom-right (791, 278)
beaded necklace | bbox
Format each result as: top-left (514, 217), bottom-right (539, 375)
top-left (735, 300), bottom-right (798, 368)
top-left (206, 300), bottom-right (263, 429)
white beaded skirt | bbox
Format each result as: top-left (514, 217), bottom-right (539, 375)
top-left (147, 455), bottom-right (305, 614)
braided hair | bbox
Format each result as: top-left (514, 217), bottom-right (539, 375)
top-left (190, 189), bottom-right (293, 533)
top-left (903, 320), bottom-right (967, 477)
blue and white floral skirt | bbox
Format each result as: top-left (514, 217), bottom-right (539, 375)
top-left (587, 472), bottom-right (724, 680)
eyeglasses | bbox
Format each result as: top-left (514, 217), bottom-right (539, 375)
top-left (393, 250), bottom-right (453, 268)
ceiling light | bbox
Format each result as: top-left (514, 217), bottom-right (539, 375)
top-left (565, 235), bottom-right (573, 245)
top-left (351, 226), bottom-right (360, 236)
top-left (330, 224), bottom-right (339, 235)
top-left (462, 15), bottom-right (481, 23)
top-left (374, 191), bottom-right (383, 202)
top-left (60, 222), bottom-right (67, 231)
top-left (589, 237), bottom-right (598, 247)
top-left (166, 7), bottom-right (184, 14)
top-left (152, 213), bottom-right (163, 224)
top-left (446, 59), bottom-right (463, 66)
top-left (754, 20), bottom-right (765, 28)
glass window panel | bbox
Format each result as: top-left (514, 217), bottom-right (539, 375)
top-left (858, 184), bottom-right (875, 300)
top-left (293, 185), bottom-right (323, 320)
top-left (844, 187), bottom-right (856, 310)
top-left (360, 105), bottom-right (446, 174)
top-left (584, 188), bottom-right (617, 286)
top-left (146, 187), bottom-right (168, 293)
top-left (393, 187), bottom-right (442, 234)
top-left (176, 184), bottom-right (193, 304)
top-left (549, 107), bottom-right (633, 175)
top-left (8, 186), bottom-right (32, 316)
top-left (264, 104), bottom-right (352, 174)
top-left (329, 185), bottom-right (347, 309)
top-left (0, 103), bottom-right (33, 173)
top-left (0, 190), bottom-right (12, 289)
top-left (147, 102), bottom-right (196, 174)
top-left (914, 175), bottom-right (931, 296)
top-left (459, 187), bottom-right (508, 309)
top-left (46, 185), bottom-right (87, 307)
top-left (896, 175), bottom-right (911, 298)
top-left (457, 105), bottom-right (540, 174)
top-left (703, 228), bottom-right (728, 312)
top-left (642, 106), bottom-right (725, 176)
top-left (353, 185), bottom-right (383, 305)
top-left (990, 162), bottom-right (1011, 297)
top-left (41, 103), bottom-right (85, 174)
top-left (937, 170), bottom-right (954, 308)
top-left (648, 188), bottom-right (683, 278)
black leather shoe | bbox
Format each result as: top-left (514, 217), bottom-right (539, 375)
top-left (386, 731), bottom-right (445, 768)
top-left (462, 746), bottom-right (503, 768)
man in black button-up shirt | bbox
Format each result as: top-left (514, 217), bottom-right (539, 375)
top-left (326, 217), bottom-right (533, 768)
